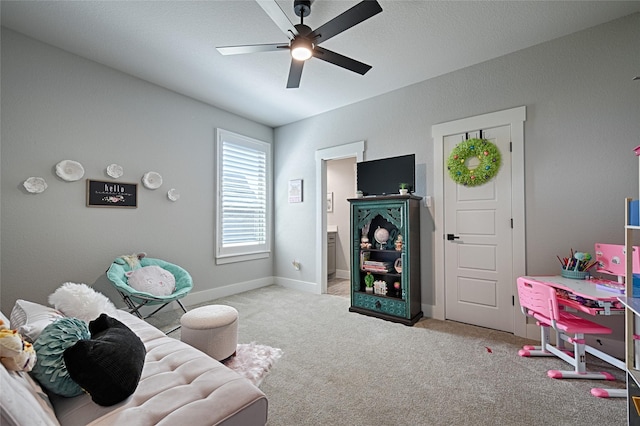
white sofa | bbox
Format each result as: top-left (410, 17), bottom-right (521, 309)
top-left (1, 307), bottom-right (268, 426)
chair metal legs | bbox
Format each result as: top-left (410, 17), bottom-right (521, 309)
top-left (118, 291), bottom-right (189, 334)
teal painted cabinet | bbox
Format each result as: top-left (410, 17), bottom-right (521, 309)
top-left (348, 195), bottom-right (422, 325)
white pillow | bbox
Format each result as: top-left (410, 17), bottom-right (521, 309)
top-left (48, 283), bottom-right (117, 323)
top-left (9, 300), bottom-right (64, 343)
top-left (126, 265), bottom-right (176, 297)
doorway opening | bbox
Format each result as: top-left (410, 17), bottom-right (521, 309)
top-left (326, 157), bottom-right (357, 298)
top-left (315, 141), bottom-right (364, 294)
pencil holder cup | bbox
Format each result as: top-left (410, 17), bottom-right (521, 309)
top-left (561, 269), bottom-right (588, 280)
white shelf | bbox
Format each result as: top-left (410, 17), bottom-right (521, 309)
top-left (624, 197), bottom-right (640, 421)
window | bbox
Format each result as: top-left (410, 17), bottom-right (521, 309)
top-left (215, 129), bottom-right (271, 264)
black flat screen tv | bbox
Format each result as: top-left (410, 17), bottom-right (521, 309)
top-left (356, 154), bottom-right (415, 196)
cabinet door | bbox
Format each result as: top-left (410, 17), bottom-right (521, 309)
top-left (328, 233), bottom-right (336, 275)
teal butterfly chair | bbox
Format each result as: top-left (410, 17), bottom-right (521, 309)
top-left (106, 256), bottom-right (193, 332)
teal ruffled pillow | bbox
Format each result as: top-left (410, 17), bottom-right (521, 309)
top-left (30, 317), bottom-right (90, 397)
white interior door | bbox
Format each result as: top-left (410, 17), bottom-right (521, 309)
top-left (444, 125), bottom-right (514, 332)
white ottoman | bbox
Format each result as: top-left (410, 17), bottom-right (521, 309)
top-left (180, 305), bottom-right (238, 361)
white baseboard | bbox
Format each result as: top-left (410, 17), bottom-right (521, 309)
top-left (421, 303), bottom-right (434, 319)
top-left (180, 276), bottom-right (274, 307)
top-left (275, 277), bottom-right (320, 294)
top-left (335, 269), bottom-right (350, 279)
top-left (146, 276), bottom-right (321, 315)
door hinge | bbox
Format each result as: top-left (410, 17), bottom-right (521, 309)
top-left (512, 295), bottom-right (515, 306)
top-left (511, 218), bottom-right (513, 228)
top-left (510, 142), bottom-right (512, 152)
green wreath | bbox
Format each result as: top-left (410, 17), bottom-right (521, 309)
top-left (447, 138), bottom-right (501, 186)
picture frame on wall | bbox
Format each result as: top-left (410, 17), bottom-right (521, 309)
top-left (86, 179), bottom-right (137, 208)
top-left (288, 179), bottom-right (303, 203)
top-left (327, 192), bottom-right (333, 212)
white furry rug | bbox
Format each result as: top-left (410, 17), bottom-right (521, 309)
top-left (223, 342), bottom-right (282, 387)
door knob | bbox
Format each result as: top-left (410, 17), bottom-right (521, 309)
top-left (447, 234), bottom-right (460, 241)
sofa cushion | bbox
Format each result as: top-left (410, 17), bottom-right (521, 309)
top-left (63, 314), bottom-right (146, 406)
top-left (1, 365), bottom-right (61, 426)
top-left (30, 317), bottom-right (90, 397)
top-left (9, 300), bottom-right (64, 343)
top-left (1, 310), bottom-right (60, 426)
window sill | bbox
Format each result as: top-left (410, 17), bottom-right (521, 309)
top-left (215, 251), bottom-right (270, 265)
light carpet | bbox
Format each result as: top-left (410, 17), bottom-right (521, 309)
top-left (224, 342), bottom-right (283, 387)
top-left (148, 284), bottom-right (627, 426)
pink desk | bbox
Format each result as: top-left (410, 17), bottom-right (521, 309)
top-left (520, 275), bottom-right (623, 316)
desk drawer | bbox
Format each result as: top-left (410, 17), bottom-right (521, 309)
top-left (558, 297), bottom-right (623, 315)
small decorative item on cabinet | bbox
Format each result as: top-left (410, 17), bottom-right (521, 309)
top-left (364, 272), bottom-right (374, 293)
top-left (374, 226), bottom-right (390, 250)
top-left (399, 183), bottom-right (409, 195)
top-left (393, 281), bottom-right (401, 297)
top-left (360, 235), bottom-right (371, 249)
top-left (395, 235), bottom-right (403, 251)
top-left (373, 280), bottom-right (387, 295)
top-left (394, 258), bottom-right (402, 274)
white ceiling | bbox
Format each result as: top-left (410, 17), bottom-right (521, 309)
top-left (2, 1), bottom-right (639, 127)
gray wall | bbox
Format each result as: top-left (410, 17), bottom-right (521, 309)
top-left (2, 13), bottom-right (639, 317)
top-left (0, 28), bottom-right (274, 314)
top-left (274, 13), bottom-right (640, 310)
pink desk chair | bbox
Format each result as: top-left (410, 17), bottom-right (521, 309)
top-left (516, 277), bottom-right (615, 381)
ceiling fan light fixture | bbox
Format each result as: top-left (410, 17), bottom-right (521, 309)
top-left (290, 38), bottom-right (313, 61)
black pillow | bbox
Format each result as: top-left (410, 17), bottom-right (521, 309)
top-left (63, 314), bottom-right (146, 406)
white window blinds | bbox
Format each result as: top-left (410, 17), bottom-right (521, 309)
top-left (216, 129), bottom-right (271, 263)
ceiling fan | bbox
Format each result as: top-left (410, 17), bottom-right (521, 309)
top-left (216, 0), bottom-right (383, 88)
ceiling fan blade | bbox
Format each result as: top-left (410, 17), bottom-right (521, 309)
top-left (257, 0), bottom-right (298, 37)
top-left (313, 46), bottom-right (371, 75)
top-left (216, 43), bottom-right (288, 55)
top-left (310, 0), bottom-right (382, 45)
top-left (287, 59), bottom-right (305, 88)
